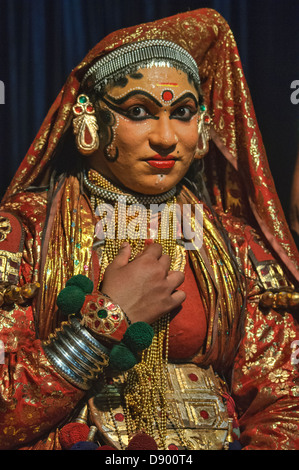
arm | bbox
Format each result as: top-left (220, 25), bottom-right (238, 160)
top-left (232, 301), bottom-right (298, 450)
top-left (0, 303), bottom-right (85, 450)
top-left (229, 226), bottom-right (299, 450)
top-left (0, 207), bottom-right (86, 449)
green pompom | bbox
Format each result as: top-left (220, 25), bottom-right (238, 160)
top-left (65, 275), bottom-right (94, 294)
top-left (56, 285), bottom-right (86, 314)
top-left (122, 322), bottom-right (154, 354)
top-left (109, 343), bottom-right (138, 371)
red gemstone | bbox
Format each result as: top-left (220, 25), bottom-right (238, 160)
top-left (115, 413), bottom-right (124, 422)
top-left (84, 125), bottom-right (93, 145)
top-left (74, 106), bottom-right (83, 114)
top-left (98, 299), bottom-right (104, 306)
top-left (86, 105), bottom-right (94, 112)
top-left (162, 90), bottom-right (174, 102)
top-left (168, 444), bottom-right (178, 450)
top-left (188, 373), bottom-right (198, 382)
top-left (200, 410), bottom-right (209, 419)
top-left (111, 314), bottom-right (119, 320)
top-left (89, 303), bottom-right (97, 311)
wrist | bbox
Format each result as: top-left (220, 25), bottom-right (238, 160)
top-left (80, 292), bottom-right (130, 341)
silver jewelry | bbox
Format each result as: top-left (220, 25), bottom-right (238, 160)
top-left (83, 171), bottom-right (176, 205)
top-left (42, 317), bottom-right (110, 390)
top-left (82, 39), bottom-right (200, 93)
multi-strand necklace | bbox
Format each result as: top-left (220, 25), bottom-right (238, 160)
top-left (85, 168), bottom-right (187, 449)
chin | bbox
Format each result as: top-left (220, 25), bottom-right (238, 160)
top-left (128, 177), bottom-right (177, 196)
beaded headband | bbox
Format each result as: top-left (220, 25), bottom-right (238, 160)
top-left (82, 39), bottom-right (201, 93)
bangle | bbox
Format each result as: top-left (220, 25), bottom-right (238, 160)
top-left (81, 292), bottom-right (129, 335)
top-left (42, 316), bottom-right (110, 390)
top-left (102, 292), bottom-right (131, 325)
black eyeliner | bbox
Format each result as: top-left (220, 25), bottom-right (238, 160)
top-left (101, 96), bottom-right (159, 120)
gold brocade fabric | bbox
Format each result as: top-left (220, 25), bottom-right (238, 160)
top-left (0, 8), bottom-right (298, 451)
top-left (3, 8), bottom-right (299, 281)
top-left (37, 177), bottom-right (95, 338)
top-left (89, 363), bottom-right (231, 450)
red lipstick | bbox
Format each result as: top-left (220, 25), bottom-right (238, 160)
top-left (146, 154), bottom-right (176, 169)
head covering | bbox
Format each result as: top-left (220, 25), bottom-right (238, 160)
top-left (3, 8), bottom-right (298, 281)
top-left (2, 9), bottom-right (299, 344)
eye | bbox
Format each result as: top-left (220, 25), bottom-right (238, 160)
top-left (127, 105), bottom-right (149, 120)
top-left (171, 106), bottom-right (196, 121)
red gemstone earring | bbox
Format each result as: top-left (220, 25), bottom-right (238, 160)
top-left (72, 94), bottom-right (100, 155)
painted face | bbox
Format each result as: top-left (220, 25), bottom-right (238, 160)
top-left (88, 66), bottom-right (200, 195)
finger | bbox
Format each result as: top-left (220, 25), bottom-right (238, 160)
top-left (169, 289), bottom-right (186, 309)
top-left (167, 271), bottom-right (185, 290)
top-left (158, 253), bottom-right (172, 272)
top-left (142, 242), bottom-right (163, 259)
top-left (112, 242), bottom-right (131, 267)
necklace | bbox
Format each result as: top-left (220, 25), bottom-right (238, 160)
top-left (83, 170), bottom-right (177, 205)
top-left (86, 169), bottom-right (188, 449)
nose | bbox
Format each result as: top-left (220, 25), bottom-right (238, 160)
top-left (149, 114), bottom-right (178, 151)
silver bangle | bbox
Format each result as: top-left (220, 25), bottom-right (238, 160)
top-left (69, 316), bottom-right (110, 357)
top-left (43, 344), bottom-right (90, 390)
top-left (42, 318), bottom-right (110, 390)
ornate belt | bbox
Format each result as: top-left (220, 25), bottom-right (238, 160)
top-left (88, 363), bottom-right (234, 450)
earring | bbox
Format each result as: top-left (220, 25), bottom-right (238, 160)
top-left (72, 94), bottom-right (100, 155)
top-left (195, 105), bottom-right (211, 158)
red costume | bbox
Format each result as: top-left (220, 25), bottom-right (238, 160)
top-left (0, 9), bottom-right (298, 450)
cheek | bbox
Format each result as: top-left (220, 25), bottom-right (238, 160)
top-left (114, 119), bottom-right (150, 153)
top-left (177, 120), bottom-right (199, 153)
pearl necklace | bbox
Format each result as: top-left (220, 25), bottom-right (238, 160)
top-left (83, 171), bottom-right (177, 205)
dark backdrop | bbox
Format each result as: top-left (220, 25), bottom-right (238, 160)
top-left (0, 0), bottom-right (298, 224)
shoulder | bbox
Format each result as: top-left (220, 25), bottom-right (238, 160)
top-left (0, 191), bottom-right (47, 284)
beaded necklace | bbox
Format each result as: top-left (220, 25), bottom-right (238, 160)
top-left (86, 168), bottom-right (187, 449)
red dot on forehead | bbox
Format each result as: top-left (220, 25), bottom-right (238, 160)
top-left (162, 90), bottom-right (174, 102)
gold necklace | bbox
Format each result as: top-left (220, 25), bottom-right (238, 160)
top-left (88, 169), bottom-right (187, 449)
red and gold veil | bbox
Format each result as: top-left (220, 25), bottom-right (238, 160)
top-left (2, 8), bottom-right (299, 339)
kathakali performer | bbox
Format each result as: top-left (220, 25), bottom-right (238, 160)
top-left (0, 8), bottom-right (298, 450)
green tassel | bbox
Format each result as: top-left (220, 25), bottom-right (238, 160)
top-left (56, 285), bottom-right (86, 314)
top-left (65, 274), bottom-right (93, 294)
top-left (122, 322), bottom-right (154, 354)
top-left (109, 343), bottom-right (138, 371)
top-left (109, 322), bottom-right (154, 371)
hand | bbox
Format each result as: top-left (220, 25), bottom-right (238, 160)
top-left (101, 242), bottom-right (185, 325)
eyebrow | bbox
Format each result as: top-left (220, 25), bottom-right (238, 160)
top-left (170, 92), bottom-right (199, 108)
top-left (105, 90), bottom-right (163, 107)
